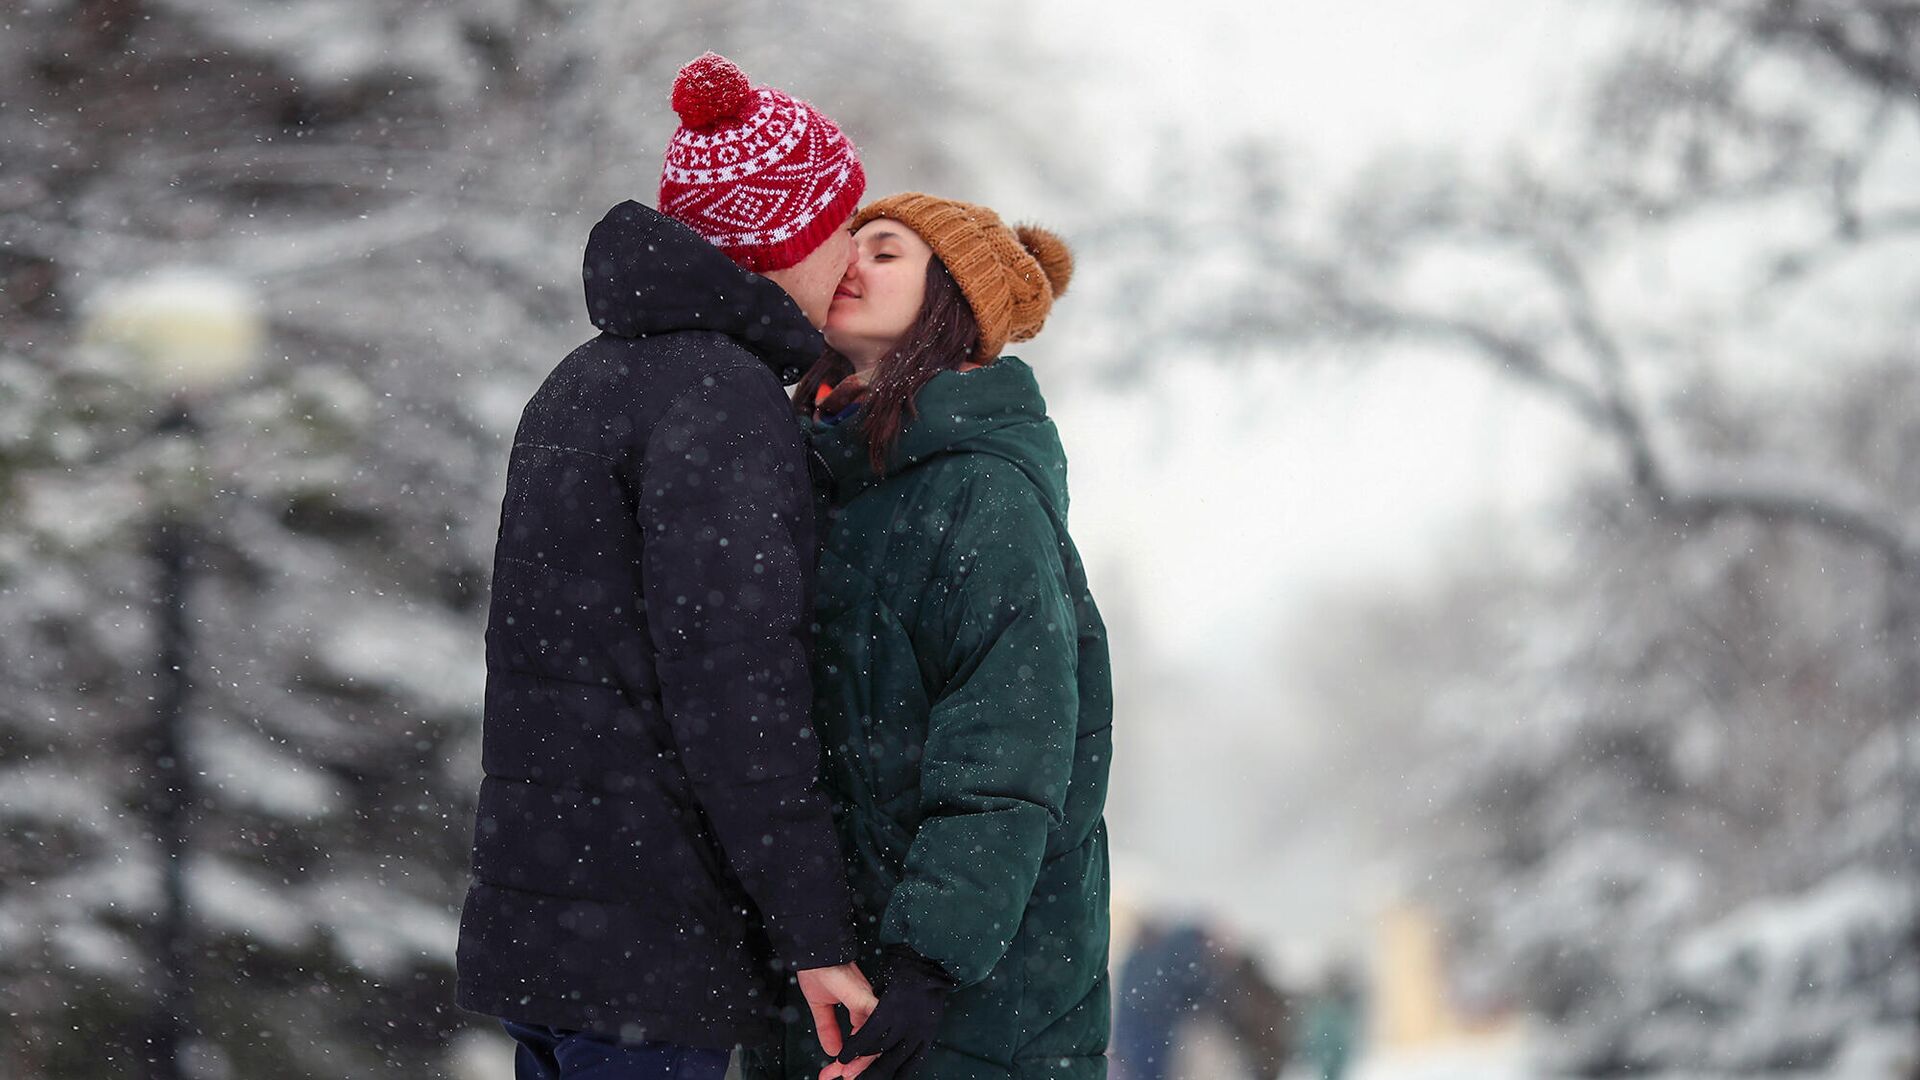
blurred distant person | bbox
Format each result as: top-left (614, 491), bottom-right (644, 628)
top-left (1112, 920), bottom-right (1293, 1080)
top-left (1298, 965), bottom-right (1365, 1080)
top-left (1113, 922), bottom-right (1219, 1080)
top-left (744, 194), bottom-right (1111, 1080)
top-left (1219, 946), bottom-right (1294, 1080)
top-left (455, 53), bottom-right (914, 1080)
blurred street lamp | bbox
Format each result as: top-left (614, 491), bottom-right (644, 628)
top-left (83, 268), bottom-right (263, 1080)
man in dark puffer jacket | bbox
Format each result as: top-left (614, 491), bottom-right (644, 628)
top-left (456, 54), bottom-right (895, 1080)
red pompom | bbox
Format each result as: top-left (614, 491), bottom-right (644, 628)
top-left (671, 53), bottom-right (754, 130)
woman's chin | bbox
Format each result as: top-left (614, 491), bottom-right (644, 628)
top-left (821, 317), bottom-right (858, 351)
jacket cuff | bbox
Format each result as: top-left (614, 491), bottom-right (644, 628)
top-left (882, 944), bottom-right (959, 993)
top-left (766, 907), bottom-right (859, 972)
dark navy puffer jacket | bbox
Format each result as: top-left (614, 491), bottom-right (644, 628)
top-left (456, 200), bottom-right (856, 1049)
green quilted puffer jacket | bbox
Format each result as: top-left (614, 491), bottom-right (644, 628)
top-left (751, 357), bottom-right (1113, 1080)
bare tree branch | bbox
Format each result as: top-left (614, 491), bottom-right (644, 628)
top-left (1307, 250), bottom-right (1920, 566)
top-left (1734, 0), bottom-right (1920, 100)
top-left (1652, 461), bottom-right (1917, 562)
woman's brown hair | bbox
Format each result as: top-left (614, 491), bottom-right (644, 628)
top-left (794, 254), bottom-right (982, 475)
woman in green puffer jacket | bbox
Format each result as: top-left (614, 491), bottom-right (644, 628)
top-left (749, 193), bottom-right (1112, 1080)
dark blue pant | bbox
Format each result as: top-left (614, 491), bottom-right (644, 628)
top-left (502, 1021), bottom-right (732, 1080)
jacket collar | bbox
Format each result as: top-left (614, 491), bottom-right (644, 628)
top-left (810, 358), bottom-right (1069, 511)
top-left (581, 200), bottom-right (822, 384)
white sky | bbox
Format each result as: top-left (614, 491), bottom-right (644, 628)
top-left (987, 0), bottom-right (1633, 661)
top-left (1034, 0), bottom-right (1621, 170)
top-left (964, 0), bottom-right (1630, 965)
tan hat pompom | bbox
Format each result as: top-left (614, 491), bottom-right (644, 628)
top-left (1015, 225), bottom-right (1073, 299)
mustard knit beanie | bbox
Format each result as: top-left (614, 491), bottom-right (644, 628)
top-left (852, 193), bottom-right (1072, 361)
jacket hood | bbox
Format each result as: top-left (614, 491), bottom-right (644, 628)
top-left (582, 200), bottom-right (823, 384)
top-left (812, 357), bottom-right (1070, 512)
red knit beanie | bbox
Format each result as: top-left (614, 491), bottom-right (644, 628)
top-left (658, 53), bottom-right (866, 273)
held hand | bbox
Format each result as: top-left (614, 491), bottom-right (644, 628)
top-left (796, 962), bottom-right (878, 1061)
top-left (820, 948), bottom-right (955, 1080)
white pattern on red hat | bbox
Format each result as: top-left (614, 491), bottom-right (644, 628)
top-left (658, 54), bottom-right (865, 273)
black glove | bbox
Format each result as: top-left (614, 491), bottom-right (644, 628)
top-left (836, 946), bottom-right (957, 1080)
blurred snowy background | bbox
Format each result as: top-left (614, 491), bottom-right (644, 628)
top-left (4, 1), bottom-right (1920, 1077)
